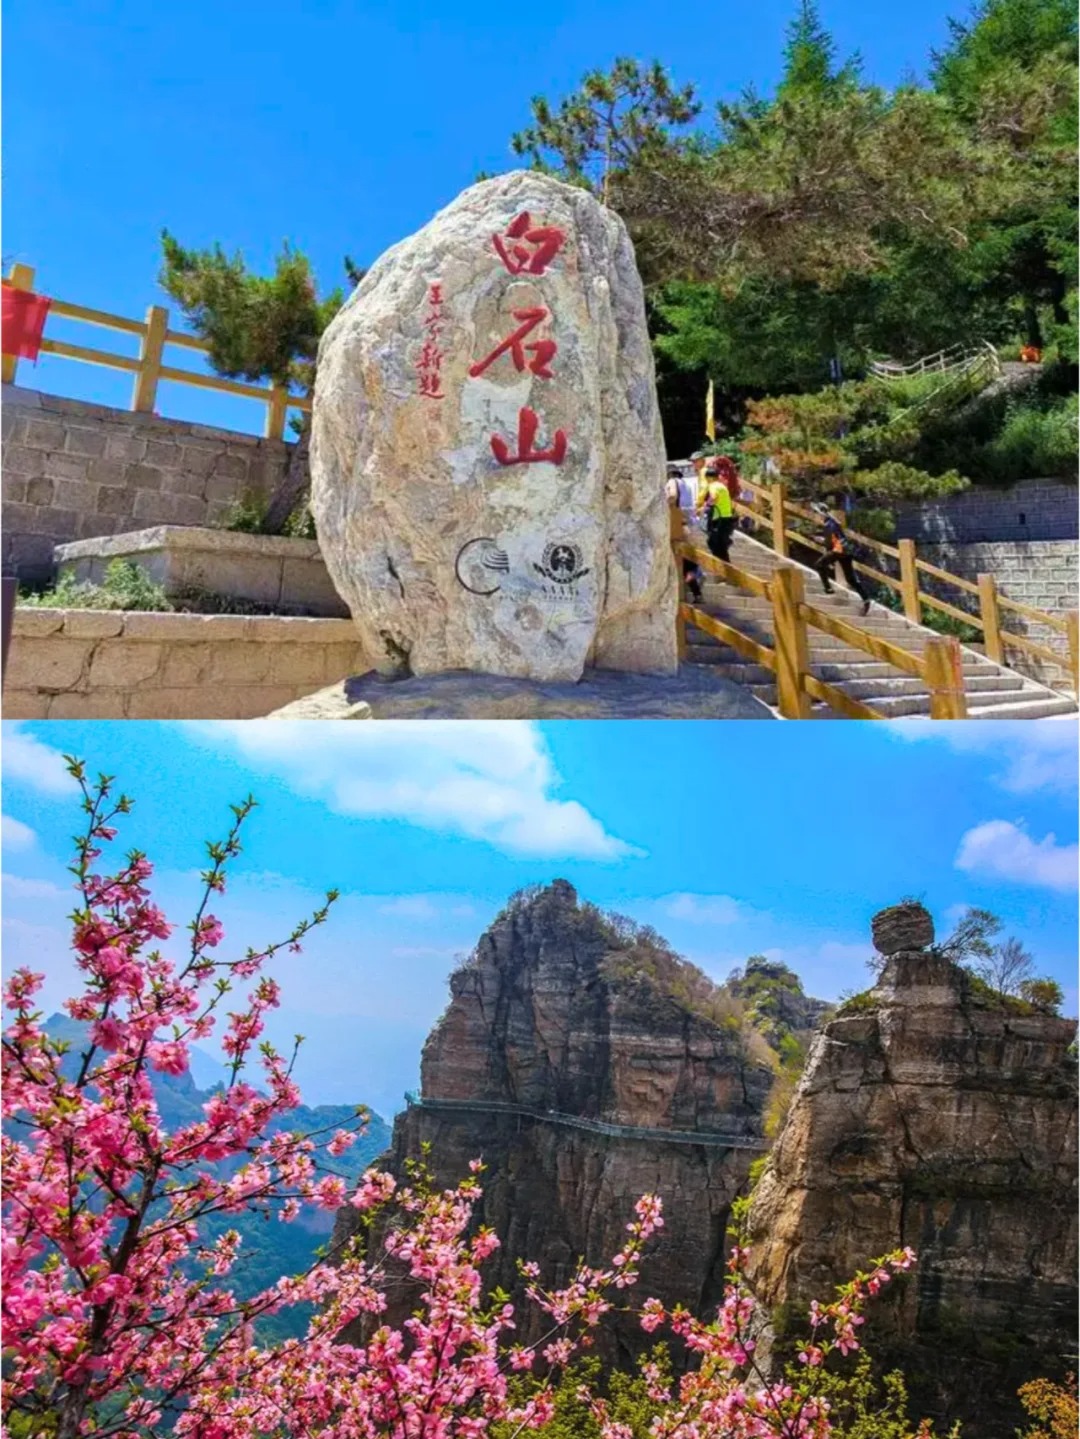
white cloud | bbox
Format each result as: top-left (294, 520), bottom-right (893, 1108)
top-left (2, 815), bottom-right (37, 850)
top-left (1, 728), bottom-right (74, 795)
top-left (2, 874), bottom-right (67, 901)
top-left (658, 893), bottom-right (743, 925)
top-left (390, 945), bottom-right (463, 960)
top-left (942, 902), bottom-right (973, 929)
top-left (184, 722), bottom-right (638, 861)
top-left (760, 941), bottom-right (870, 969)
top-left (887, 722), bottom-right (1078, 794)
top-left (376, 895), bottom-right (479, 921)
top-left (378, 896), bottom-right (439, 919)
top-left (956, 820), bottom-right (1078, 892)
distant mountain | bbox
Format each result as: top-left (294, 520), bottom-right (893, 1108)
top-left (726, 957), bottom-right (835, 1051)
top-left (186, 1043), bottom-right (232, 1094)
top-left (37, 1014), bottom-right (390, 1340)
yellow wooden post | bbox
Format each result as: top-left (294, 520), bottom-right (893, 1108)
top-left (670, 499), bottom-right (688, 663)
top-left (675, 603), bottom-right (688, 664)
top-left (668, 495), bottom-right (685, 545)
top-left (2, 263), bottom-right (36, 385)
top-left (898, 539), bottom-right (921, 624)
top-left (1067, 611), bottom-right (1079, 697)
top-left (131, 304), bottom-right (169, 413)
top-left (266, 385), bottom-right (289, 440)
top-left (771, 564), bottom-right (812, 718)
top-left (977, 573), bottom-right (1004, 665)
top-left (925, 636), bottom-right (968, 719)
top-left (770, 483), bottom-right (788, 558)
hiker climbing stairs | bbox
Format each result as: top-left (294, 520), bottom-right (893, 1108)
top-left (684, 531), bottom-right (1078, 720)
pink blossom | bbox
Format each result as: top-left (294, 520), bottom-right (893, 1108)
top-left (0, 766), bottom-right (922, 1439)
top-left (147, 1040), bottom-right (189, 1075)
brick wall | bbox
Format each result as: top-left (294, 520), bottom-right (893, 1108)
top-left (4, 610), bottom-right (371, 719)
top-left (919, 538), bottom-right (1078, 689)
top-left (896, 478), bottom-right (1078, 544)
top-left (2, 386), bottom-right (292, 581)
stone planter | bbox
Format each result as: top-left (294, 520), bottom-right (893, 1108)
top-left (54, 526), bottom-right (348, 618)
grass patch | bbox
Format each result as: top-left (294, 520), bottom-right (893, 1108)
top-left (18, 561), bottom-right (286, 616)
top-left (19, 560), bottom-right (171, 612)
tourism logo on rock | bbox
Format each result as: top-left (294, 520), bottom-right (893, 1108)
top-left (534, 542), bottom-right (589, 586)
top-left (455, 538), bottom-right (511, 595)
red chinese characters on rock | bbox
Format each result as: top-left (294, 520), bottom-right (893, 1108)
top-left (492, 211), bottom-right (567, 277)
top-left (416, 281), bottom-right (445, 399)
top-left (489, 406), bottom-right (568, 466)
top-left (477, 212), bottom-right (570, 467)
top-left (469, 307), bottom-right (556, 380)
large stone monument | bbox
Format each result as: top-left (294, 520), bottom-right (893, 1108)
top-left (310, 171), bottom-right (677, 682)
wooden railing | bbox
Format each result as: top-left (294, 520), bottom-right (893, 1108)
top-left (2, 264), bottom-right (311, 440)
top-left (672, 525), bottom-right (968, 720)
top-left (728, 480), bottom-right (1079, 696)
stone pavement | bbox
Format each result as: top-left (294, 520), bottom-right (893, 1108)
top-left (266, 665), bottom-right (775, 720)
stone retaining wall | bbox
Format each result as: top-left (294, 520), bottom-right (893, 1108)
top-left (919, 538), bottom-right (1078, 689)
top-left (55, 526), bottom-right (347, 617)
top-left (2, 386), bottom-right (292, 581)
top-left (3, 610), bottom-right (370, 719)
top-left (896, 478), bottom-right (1078, 544)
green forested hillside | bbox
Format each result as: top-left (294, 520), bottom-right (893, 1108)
top-left (40, 1014), bottom-right (391, 1340)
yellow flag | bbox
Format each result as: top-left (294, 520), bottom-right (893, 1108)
top-left (705, 378), bottom-right (716, 441)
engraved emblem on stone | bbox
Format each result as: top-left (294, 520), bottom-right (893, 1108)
top-left (534, 542), bottom-right (590, 585)
top-left (455, 538), bottom-right (510, 595)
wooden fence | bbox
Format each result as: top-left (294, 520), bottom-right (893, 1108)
top-left (729, 480), bottom-right (1078, 697)
top-left (2, 264), bottom-right (311, 440)
top-left (3, 265), bottom-right (1075, 694)
top-left (671, 530), bottom-right (968, 720)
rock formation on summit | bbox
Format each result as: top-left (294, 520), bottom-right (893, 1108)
top-left (333, 881), bottom-right (774, 1358)
top-left (744, 901), bottom-right (1078, 1438)
top-left (310, 171), bottom-right (677, 682)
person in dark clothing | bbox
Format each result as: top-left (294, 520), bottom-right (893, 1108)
top-left (812, 502), bottom-right (871, 615)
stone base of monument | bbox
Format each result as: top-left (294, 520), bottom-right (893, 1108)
top-left (55, 527), bottom-right (348, 618)
top-left (264, 666), bottom-right (776, 721)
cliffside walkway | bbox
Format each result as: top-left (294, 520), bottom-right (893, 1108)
top-left (407, 1095), bottom-right (769, 1151)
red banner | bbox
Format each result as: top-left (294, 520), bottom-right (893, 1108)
top-left (2, 284), bottom-right (51, 362)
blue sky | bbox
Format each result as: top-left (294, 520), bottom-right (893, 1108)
top-left (7, 0), bottom-right (959, 433)
top-left (3, 719), bottom-right (1076, 1120)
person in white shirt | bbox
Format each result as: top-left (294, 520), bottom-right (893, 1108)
top-left (665, 463), bottom-right (703, 602)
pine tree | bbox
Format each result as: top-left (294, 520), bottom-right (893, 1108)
top-left (159, 234), bottom-right (354, 533)
top-left (777, 0), bottom-right (861, 96)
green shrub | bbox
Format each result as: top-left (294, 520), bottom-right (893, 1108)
top-left (916, 391), bottom-right (1078, 485)
top-left (982, 394), bottom-right (1077, 481)
top-left (875, 587), bottom-right (982, 644)
top-left (837, 989), bottom-right (876, 1015)
top-left (793, 1351), bottom-right (962, 1439)
top-left (217, 489), bottom-right (317, 539)
top-left (19, 560), bottom-right (172, 612)
top-left (217, 491), bottom-right (267, 534)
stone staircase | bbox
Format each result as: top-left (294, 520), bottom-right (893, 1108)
top-left (685, 532), bottom-right (1078, 720)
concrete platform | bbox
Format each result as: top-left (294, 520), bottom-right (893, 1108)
top-left (266, 665), bottom-right (776, 720)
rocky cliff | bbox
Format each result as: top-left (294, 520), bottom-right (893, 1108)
top-left (334, 880), bottom-right (774, 1358)
top-left (745, 902), bottom-right (1078, 1436)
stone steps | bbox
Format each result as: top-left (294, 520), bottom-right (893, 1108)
top-left (753, 685), bottom-right (1075, 719)
top-left (683, 532), bottom-right (1077, 720)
